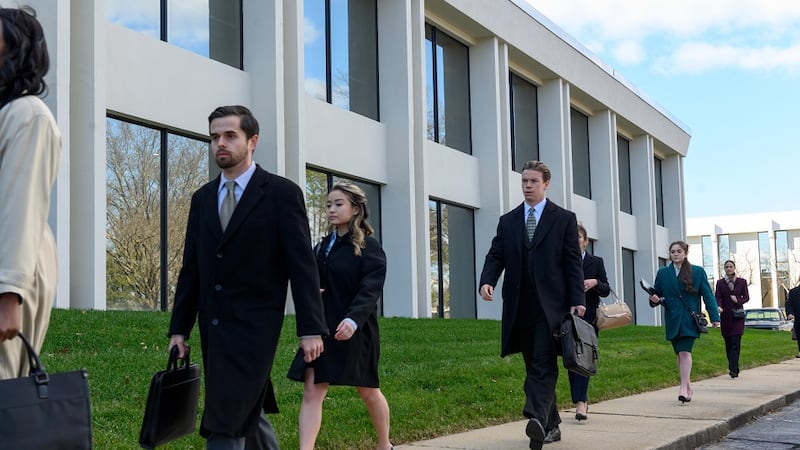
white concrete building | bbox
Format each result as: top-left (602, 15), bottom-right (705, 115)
top-left (35, 0), bottom-right (690, 326)
top-left (687, 212), bottom-right (800, 309)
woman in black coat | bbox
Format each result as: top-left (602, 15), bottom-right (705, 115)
top-left (568, 224), bottom-right (610, 421)
top-left (288, 182), bottom-right (391, 450)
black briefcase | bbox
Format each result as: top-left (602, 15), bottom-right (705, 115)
top-left (0, 332), bottom-right (92, 450)
top-left (557, 313), bottom-right (598, 377)
top-left (139, 346), bottom-right (201, 449)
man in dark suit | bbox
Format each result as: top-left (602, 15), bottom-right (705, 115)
top-left (786, 282), bottom-right (800, 358)
top-left (479, 160), bottom-right (585, 450)
top-left (169, 105), bottom-right (328, 449)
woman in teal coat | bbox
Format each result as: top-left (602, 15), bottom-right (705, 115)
top-left (648, 241), bottom-right (720, 404)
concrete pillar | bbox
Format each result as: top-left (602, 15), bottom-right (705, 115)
top-left (70, 0), bottom-right (106, 309)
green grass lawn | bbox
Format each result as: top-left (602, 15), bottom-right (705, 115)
top-left (40, 309), bottom-right (797, 449)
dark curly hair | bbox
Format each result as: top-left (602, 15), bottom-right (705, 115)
top-left (0, 6), bottom-right (49, 108)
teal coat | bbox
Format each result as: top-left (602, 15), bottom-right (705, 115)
top-left (652, 263), bottom-right (721, 341)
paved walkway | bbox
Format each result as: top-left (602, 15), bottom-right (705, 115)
top-left (396, 358), bottom-right (800, 450)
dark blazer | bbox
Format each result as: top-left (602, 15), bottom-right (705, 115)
top-left (479, 200), bottom-right (585, 357)
top-left (714, 277), bottom-right (750, 337)
top-left (288, 234), bottom-right (386, 387)
top-left (786, 286), bottom-right (800, 333)
top-left (581, 253), bottom-right (610, 326)
top-left (169, 165), bottom-right (328, 438)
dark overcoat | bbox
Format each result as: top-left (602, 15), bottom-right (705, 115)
top-left (288, 234), bottom-right (386, 387)
top-left (651, 263), bottom-right (721, 341)
top-left (714, 277), bottom-right (750, 337)
top-left (479, 200), bottom-right (585, 357)
top-left (581, 252), bottom-right (610, 327)
top-left (786, 286), bottom-right (800, 336)
top-left (169, 165), bottom-right (327, 438)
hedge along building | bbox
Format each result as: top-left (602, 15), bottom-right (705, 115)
top-left (36, 0), bottom-right (689, 326)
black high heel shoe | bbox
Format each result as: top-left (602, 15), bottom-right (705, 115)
top-left (678, 388), bottom-right (693, 404)
top-left (575, 404), bottom-right (588, 421)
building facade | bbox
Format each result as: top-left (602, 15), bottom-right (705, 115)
top-left (36, 0), bottom-right (689, 326)
top-left (688, 212), bottom-right (800, 309)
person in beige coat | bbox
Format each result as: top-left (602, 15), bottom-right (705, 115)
top-left (0, 6), bottom-right (62, 379)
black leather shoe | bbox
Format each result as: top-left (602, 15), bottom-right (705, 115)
top-left (525, 418), bottom-right (545, 450)
top-left (544, 426), bottom-right (561, 444)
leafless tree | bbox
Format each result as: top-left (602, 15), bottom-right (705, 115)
top-left (106, 119), bottom-right (208, 310)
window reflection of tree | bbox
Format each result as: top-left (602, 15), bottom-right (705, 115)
top-left (105, 119), bottom-right (208, 310)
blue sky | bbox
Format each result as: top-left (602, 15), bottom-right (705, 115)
top-left (524, 0), bottom-right (800, 218)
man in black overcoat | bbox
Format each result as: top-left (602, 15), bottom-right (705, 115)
top-left (479, 160), bottom-right (585, 450)
top-left (786, 282), bottom-right (800, 358)
top-left (169, 105), bottom-right (328, 449)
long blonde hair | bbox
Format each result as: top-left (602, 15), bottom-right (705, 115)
top-left (328, 182), bottom-right (374, 256)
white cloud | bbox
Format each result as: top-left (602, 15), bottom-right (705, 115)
top-left (304, 16), bottom-right (321, 45)
top-left (304, 78), bottom-right (326, 101)
top-left (655, 42), bottom-right (800, 74)
top-left (612, 40), bottom-right (645, 65)
top-left (524, 0), bottom-right (800, 74)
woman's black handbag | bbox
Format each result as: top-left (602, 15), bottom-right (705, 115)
top-left (139, 346), bottom-right (201, 449)
top-left (732, 308), bottom-right (746, 319)
top-left (690, 311), bottom-right (709, 333)
top-left (0, 332), bottom-right (92, 449)
top-left (557, 313), bottom-right (598, 377)
top-left (676, 295), bottom-right (708, 333)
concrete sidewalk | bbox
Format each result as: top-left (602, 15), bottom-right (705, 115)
top-left (396, 358), bottom-right (800, 450)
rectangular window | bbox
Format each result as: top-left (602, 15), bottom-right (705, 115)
top-left (429, 199), bottom-right (475, 318)
top-left (106, 117), bottom-right (209, 311)
top-left (570, 108), bottom-right (591, 198)
top-left (617, 135), bottom-right (632, 214)
top-left (304, 0), bottom-right (379, 121)
top-left (509, 72), bottom-right (539, 171)
top-left (702, 235), bottom-right (714, 285)
top-left (305, 168), bottom-right (382, 247)
top-left (718, 234), bottom-right (730, 264)
top-left (106, 0), bottom-right (243, 68)
top-left (654, 157), bottom-right (664, 226)
top-left (621, 248), bottom-right (636, 323)
top-left (758, 231), bottom-right (772, 305)
top-left (776, 230), bottom-right (789, 306)
top-left (425, 24), bottom-right (472, 154)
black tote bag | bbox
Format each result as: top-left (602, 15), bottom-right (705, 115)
top-left (0, 332), bottom-right (92, 450)
top-left (139, 345), bottom-right (201, 449)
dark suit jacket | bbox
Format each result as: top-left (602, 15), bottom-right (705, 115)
top-left (479, 200), bottom-right (585, 357)
top-left (714, 277), bottom-right (750, 337)
top-left (581, 253), bottom-right (610, 326)
top-left (169, 165), bottom-right (327, 437)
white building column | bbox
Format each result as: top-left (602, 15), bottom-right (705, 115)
top-left (33, 0), bottom-right (72, 309)
top-left (630, 135), bottom-right (659, 325)
top-left (537, 79), bottom-right (569, 206)
top-left (70, 0), bottom-right (106, 309)
top-left (244, 0), bottom-right (284, 175)
top-left (471, 37), bottom-right (504, 320)
top-left (587, 110), bottom-right (622, 289)
top-left (377, 0), bottom-right (423, 317)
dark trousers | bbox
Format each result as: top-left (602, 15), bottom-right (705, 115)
top-left (568, 371), bottom-right (589, 403)
top-left (206, 415), bottom-right (279, 450)
top-left (519, 312), bottom-right (561, 431)
top-left (723, 334), bottom-right (742, 376)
